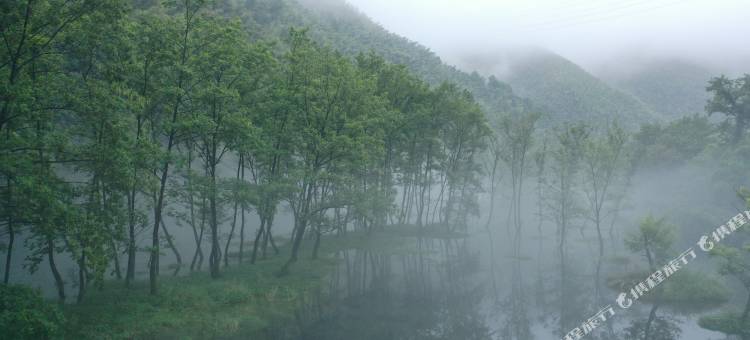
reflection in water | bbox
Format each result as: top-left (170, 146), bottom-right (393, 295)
top-left (299, 237), bottom-right (493, 340)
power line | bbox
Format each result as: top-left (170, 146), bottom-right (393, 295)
top-left (522, 0), bottom-right (654, 28)
top-left (518, 0), bottom-right (695, 33)
top-left (510, 0), bottom-right (596, 20)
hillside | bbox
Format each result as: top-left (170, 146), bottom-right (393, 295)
top-left (223, 0), bottom-right (533, 116)
top-left (498, 49), bottom-right (659, 126)
top-left (599, 59), bottom-right (713, 119)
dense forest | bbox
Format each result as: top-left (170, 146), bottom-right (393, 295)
top-left (2, 1), bottom-right (750, 340)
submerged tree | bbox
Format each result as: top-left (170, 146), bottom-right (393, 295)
top-left (544, 122), bottom-right (589, 332)
top-left (618, 215), bottom-right (729, 340)
top-left (699, 191), bottom-right (750, 340)
top-left (582, 123), bottom-right (629, 304)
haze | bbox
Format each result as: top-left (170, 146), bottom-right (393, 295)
top-left (345, 0), bottom-right (750, 73)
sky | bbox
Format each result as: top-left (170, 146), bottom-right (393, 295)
top-left (344, 0), bottom-right (750, 73)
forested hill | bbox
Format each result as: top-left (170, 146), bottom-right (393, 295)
top-left (599, 59), bottom-right (714, 119)
top-left (499, 49), bottom-right (659, 125)
top-left (213, 0), bottom-right (534, 116)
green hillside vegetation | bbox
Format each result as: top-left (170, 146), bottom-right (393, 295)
top-left (604, 60), bottom-right (714, 119)
top-left (219, 0), bottom-right (534, 116)
top-left (503, 49), bottom-right (658, 126)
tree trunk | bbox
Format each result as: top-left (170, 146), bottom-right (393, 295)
top-left (239, 205), bottom-right (245, 263)
top-left (224, 159), bottom-right (242, 268)
top-left (312, 226), bottom-right (322, 260)
top-left (742, 289), bottom-right (750, 323)
top-left (3, 175), bottom-right (12, 285)
top-left (48, 238), bottom-right (65, 303)
top-left (250, 218), bottom-right (266, 264)
top-left (238, 158), bottom-right (246, 263)
top-left (77, 249), bottom-right (86, 304)
top-left (209, 170), bottom-right (221, 278)
top-left (3, 222), bottom-right (13, 285)
top-left (595, 213), bottom-right (604, 304)
top-left (111, 239), bottom-right (122, 280)
top-left (125, 204), bottom-right (136, 286)
top-left (281, 218), bottom-right (306, 275)
top-left (262, 213), bottom-right (279, 256)
top-left (643, 303), bottom-right (659, 340)
top-left (224, 199), bottom-right (239, 268)
top-left (125, 116), bottom-right (143, 288)
top-left (160, 220), bottom-right (182, 275)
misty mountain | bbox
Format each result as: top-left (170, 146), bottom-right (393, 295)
top-left (229, 0), bottom-right (533, 115)
top-left (599, 59), bottom-right (713, 119)
top-left (496, 49), bottom-right (659, 125)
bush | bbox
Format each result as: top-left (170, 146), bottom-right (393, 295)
top-left (0, 285), bottom-right (65, 339)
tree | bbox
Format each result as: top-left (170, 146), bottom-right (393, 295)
top-left (279, 29), bottom-right (383, 275)
top-left (544, 122), bottom-right (589, 333)
top-left (582, 122), bottom-right (628, 303)
top-left (495, 112), bottom-right (540, 257)
top-left (0, 0), bottom-right (121, 286)
top-left (619, 216), bottom-right (728, 340)
top-left (699, 191), bottom-right (750, 340)
top-left (706, 75), bottom-right (750, 144)
top-left (186, 17), bottom-right (261, 278)
top-left (146, 0), bottom-right (207, 293)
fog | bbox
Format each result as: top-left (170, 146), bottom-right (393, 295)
top-left (345, 0), bottom-right (750, 74)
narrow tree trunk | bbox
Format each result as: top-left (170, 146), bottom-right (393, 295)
top-left (280, 217), bottom-right (306, 276)
top-left (311, 226), bottom-right (322, 260)
top-left (3, 175), bottom-right (12, 285)
top-left (111, 239), bottom-right (122, 280)
top-left (595, 214), bottom-right (604, 303)
top-left (224, 199), bottom-right (239, 268)
top-left (643, 303), bottom-right (659, 340)
top-left (742, 289), bottom-right (750, 323)
top-left (209, 171), bottom-right (221, 278)
top-left (77, 249), bottom-right (86, 304)
top-left (48, 238), bottom-right (65, 303)
top-left (125, 116), bottom-right (143, 288)
top-left (3, 223), bottom-right (12, 285)
top-left (224, 159), bottom-right (242, 268)
top-left (160, 220), bottom-right (182, 275)
top-left (250, 218), bottom-right (266, 264)
top-left (239, 205), bottom-right (245, 263)
top-left (262, 213), bottom-right (279, 256)
top-left (125, 206), bottom-right (136, 286)
top-left (238, 158), bottom-right (246, 263)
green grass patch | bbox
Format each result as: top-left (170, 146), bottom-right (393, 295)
top-left (62, 227), bottom-right (426, 339)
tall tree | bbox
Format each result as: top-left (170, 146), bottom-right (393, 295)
top-left (582, 123), bottom-right (628, 304)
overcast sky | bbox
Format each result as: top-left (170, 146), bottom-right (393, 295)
top-left (344, 0), bottom-right (750, 72)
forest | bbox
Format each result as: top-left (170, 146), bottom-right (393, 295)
top-left (1, 1), bottom-right (750, 340)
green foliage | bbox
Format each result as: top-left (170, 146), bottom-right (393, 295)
top-left (699, 312), bottom-right (750, 338)
top-left (706, 74), bottom-right (750, 144)
top-left (624, 316), bottom-right (681, 340)
top-left (225, 0), bottom-right (533, 117)
top-left (606, 60), bottom-right (713, 119)
top-left (656, 270), bottom-right (730, 311)
top-left (503, 50), bottom-right (657, 126)
top-left (0, 285), bottom-right (65, 340)
top-left (632, 115), bottom-right (716, 169)
top-left (624, 215), bottom-right (676, 266)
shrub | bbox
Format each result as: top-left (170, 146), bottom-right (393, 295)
top-left (0, 285), bottom-right (65, 339)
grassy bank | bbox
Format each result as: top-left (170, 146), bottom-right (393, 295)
top-left (60, 227), bottom-right (434, 339)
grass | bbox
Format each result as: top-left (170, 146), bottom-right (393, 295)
top-left (61, 227), bottom-right (433, 339)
